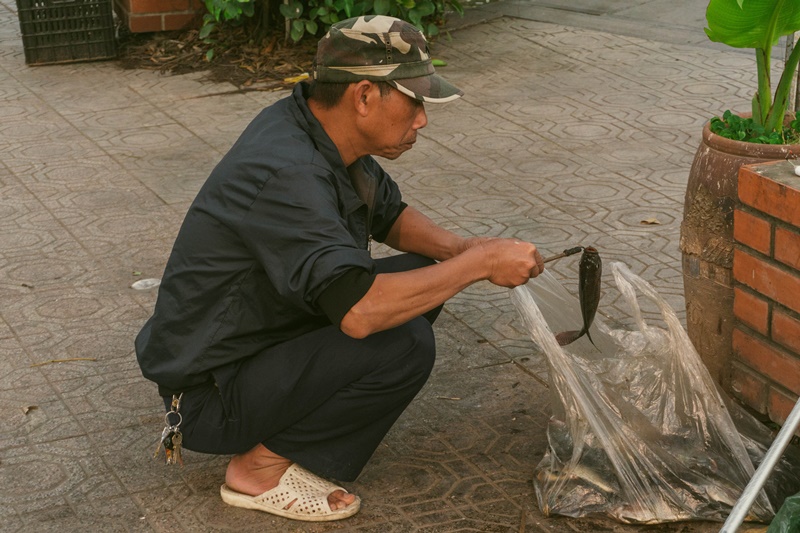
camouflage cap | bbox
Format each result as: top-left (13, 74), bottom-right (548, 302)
top-left (312, 15), bottom-right (464, 103)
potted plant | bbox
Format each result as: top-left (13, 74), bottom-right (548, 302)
top-left (680, 0), bottom-right (800, 388)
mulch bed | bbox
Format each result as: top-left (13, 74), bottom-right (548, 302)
top-left (116, 21), bottom-right (317, 89)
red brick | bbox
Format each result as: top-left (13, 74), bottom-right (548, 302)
top-left (772, 309), bottom-right (800, 354)
top-left (775, 225), bottom-right (800, 270)
top-left (738, 166), bottom-right (800, 227)
top-left (734, 208), bottom-right (772, 255)
top-left (767, 388), bottom-right (800, 435)
top-left (729, 362), bottom-right (768, 414)
top-left (128, 14), bottom-right (164, 32)
top-left (733, 248), bottom-right (800, 314)
top-left (164, 12), bottom-right (201, 30)
top-left (129, 0), bottom-right (190, 14)
top-left (733, 328), bottom-right (800, 395)
top-left (733, 287), bottom-right (769, 335)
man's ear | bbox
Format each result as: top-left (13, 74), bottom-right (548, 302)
top-left (352, 80), bottom-right (375, 117)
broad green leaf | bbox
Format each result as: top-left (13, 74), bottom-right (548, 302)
top-left (206, 49), bottom-right (215, 61)
top-left (198, 22), bottom-right (215, 39)
top-left (305, 19), bottom-right (319, 34)
top-left (372, 0), bottom-right (389, 13)
top-left (223, 2), bottom-right (243, 20)
top-left (290, 25), bottom-right (304, 42)
top-left (413, 0), bottom-right (435, 17)
top-left (279, 0), bottom-right (303, 18)
top-left (705, 0), bottom-right (800, 49)
top-left (449, 0), bottom-right (464, 15)
top-left (432, 58), bottom-right (447, 66)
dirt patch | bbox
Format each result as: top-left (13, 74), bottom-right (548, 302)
top-left (116, 21), bottom-right (316, 89)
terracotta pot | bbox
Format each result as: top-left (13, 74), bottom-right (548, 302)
top-left (680, 118), bottom-right (800, 387)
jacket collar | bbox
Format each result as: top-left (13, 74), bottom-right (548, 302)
top-left (292, 83), bottom-right (366, 216)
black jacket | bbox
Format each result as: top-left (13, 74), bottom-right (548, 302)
top-left (135, 83), bottom-right (406, 394)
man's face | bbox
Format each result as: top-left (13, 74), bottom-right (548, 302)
top-left (366, 85), bottom-right (428, 160)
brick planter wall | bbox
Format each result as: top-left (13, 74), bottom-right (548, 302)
top-left (114, 0), bottom-right (204, 33)
top-left (732, 161), bottom-right (800, 432)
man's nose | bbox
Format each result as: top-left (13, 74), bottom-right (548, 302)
top-left (414, 106), bottom-right (428, 130)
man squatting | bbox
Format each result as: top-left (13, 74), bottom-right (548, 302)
top-left (135, 15), bottom-right (545, 522)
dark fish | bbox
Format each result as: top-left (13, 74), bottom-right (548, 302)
top-left (555, 246), bottom-right (602, 347)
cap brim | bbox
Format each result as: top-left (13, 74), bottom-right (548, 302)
top-left (389, 73), bottom-right (464, 103)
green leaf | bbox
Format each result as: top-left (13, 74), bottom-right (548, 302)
top-left (206, 49), bottom-right (215, 61)
top-left (432, 58), bottom-right (447, 66)
top-left (344, 0), bottom-right (354, 16)
top-left (705, 0), bottom-right (800, 50)
top-left (290, 25), bottom-right (304, 42)
top-left (280, 0), bottom-right (303, 18)
top-left (374, 0), bottom-right (390, 14)
top-left (448, 0), bottom-right (464, 15)
top-left (413, 0), bottom-right (435, 17)
top-left (305, 19), bottom-right (318, 34)
top-left (223, 2), bottom-right (244, 20)
top-left (198, 21), bottom-right (215, 39)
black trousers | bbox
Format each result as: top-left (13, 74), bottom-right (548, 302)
top-left (166, 253), bottom-right (441, 481)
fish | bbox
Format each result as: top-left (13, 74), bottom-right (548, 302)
top-left (555, 246), bottom-right (602, 347)
top-left (537, 463), bottom-right (617, 494)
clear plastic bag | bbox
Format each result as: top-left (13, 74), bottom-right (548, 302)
top-left (510, 262), bottom-right (800, 524)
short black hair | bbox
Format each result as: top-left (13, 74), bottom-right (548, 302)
top-left (307, 80), bottom-right (393, 108)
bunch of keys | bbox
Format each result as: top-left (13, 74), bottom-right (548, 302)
top-left (153, 393), bottom-right (184, 466)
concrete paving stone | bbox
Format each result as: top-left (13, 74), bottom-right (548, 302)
top-left (0, 0), bottom-right (780, 530)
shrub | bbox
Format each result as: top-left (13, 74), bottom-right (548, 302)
top-left (201, 0), bottom-right (463, 46)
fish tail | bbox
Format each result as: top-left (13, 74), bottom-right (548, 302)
top-left (585, 329), bottom-right (599, 349)
top-left (555, 329), bottom-right (585, 346)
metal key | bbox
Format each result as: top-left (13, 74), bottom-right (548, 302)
top-left (163, 429), bottom-right (184, 466)
top-left (153, 425), bottom-right (172, 459)
top-left (152, 393), bottom-right (184, 465)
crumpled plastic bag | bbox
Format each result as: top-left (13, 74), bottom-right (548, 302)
top-left (510, 262), bottom-right (800, 524)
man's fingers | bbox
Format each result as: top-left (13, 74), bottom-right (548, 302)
top-left (527, 244), bottom-right (543, 278)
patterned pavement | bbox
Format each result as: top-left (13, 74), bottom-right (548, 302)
top-left (0, 0), bottom-right (775, 531)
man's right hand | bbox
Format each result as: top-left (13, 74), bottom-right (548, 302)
top-left (472, 238), bottom-right (545, 288)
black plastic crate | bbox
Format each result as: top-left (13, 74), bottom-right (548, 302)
top-left (16, 0), bottom-right (116, 65)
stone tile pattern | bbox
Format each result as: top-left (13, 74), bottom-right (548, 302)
top-left (732, 162), bottom-right (800, 430)
top-left (0, 0), bottom-right (761, 531)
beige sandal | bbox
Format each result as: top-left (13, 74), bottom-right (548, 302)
top-left (220, 463), bottom-right (361, 522)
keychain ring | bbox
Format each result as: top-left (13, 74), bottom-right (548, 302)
top-left (164, 411), bottom-right (182, 427)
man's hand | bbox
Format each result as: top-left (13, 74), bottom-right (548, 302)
top-left (472, 238), bottom-right (544, 287)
